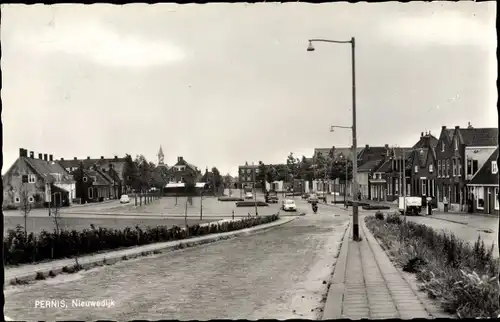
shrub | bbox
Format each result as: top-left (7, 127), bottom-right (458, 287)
top-left (5, 204), bottom-right (18, 210)
top-left (236, 201), bottom-right (269, 207)
top-left (375, 211), bottom-right (384, 220)
top-left (364, 215), bottom-right (499, 318)
top-left (4, 214), bottom-right (280, 266)
top-left (35, 272), bottom-right (46, 280)
top-left (363, 205), bottom-right (391, 210)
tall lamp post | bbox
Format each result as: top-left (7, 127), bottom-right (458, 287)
top-left (307, 37), bottom-right (360, 241)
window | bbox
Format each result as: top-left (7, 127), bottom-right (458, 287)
top-left (83, 177), bottom-right (88, 182)
top-left (429, 164), bottom-right (434, 173)
top-left (88, 187), bottom-right (93, 199)
top-left (180, 176), bottom-right (184, 182)
top-left (15, 197), bottom-right (20, 203)
top-left (452, 158), bottom-right (457, 177)
top-left (455, 138), bottom-right (458, 151)
top-left (28, 196), bottom-right (34, 203)
top-left (446, 159), bottom-right (450, 177)
top-left (458, 158), bottom-right (462, 176)
top-left (437, 160), bottom-right (441, 177)
top-left (388, 180), bottom-right (392, 195)
top-left (467, 159), bottom-right (472, 176)
top-left (492, 161), bottom-right (498, 174)
top-left (395, 178), bottom-right (399, 194)
top-left (441, 142), bottom-right (444, 152)
top-left (422, 180), bottom-right (427, 196)
top-left (246, 169), bottom-right (251, 174)
top-left (414, 165), bottom-right (418, 173)
top-left (476, 187), bottom-right (484, 209)
top-left (28, 174), bottom-right (36, 183)
top-left (495, 187), bottom-right (499, 210)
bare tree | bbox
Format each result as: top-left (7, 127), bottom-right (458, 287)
top-left (49, 195), bottom-right (62, 235)
top-left (19, 182), bottom-right (31, 238)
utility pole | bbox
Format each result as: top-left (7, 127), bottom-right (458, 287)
top-left (402, 148), bottom-right (407, 224)
top-left (252, 162), bottom-right (258, 216)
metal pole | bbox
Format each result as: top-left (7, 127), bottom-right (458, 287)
top-left (253, 162), bottom-right (258, 216)
top-left (350, 37), bottom-right (359, 241)
top-left (402, 149), bottom-right (407, 223)
top-left (200, 190), bottom-right (203, 220)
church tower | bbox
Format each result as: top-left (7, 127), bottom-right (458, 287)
top-left (157, 145), bottom-right (165, 165)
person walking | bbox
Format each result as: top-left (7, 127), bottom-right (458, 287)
top-left (443, 195), bottom-right (449, 212)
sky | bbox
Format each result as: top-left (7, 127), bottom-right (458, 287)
top-left (1, 2), bottom-right (497, 176)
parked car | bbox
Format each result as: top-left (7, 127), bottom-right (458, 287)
top-left (245, 192), bottom-right (254, 199)
top-left (265, 191), bottom-right (279, 203)
top-left (308, 194), bottom-right (319, 203)
top-left (281, 199), bottom-right (297, 212)
top-left (120, 195), bottom-right (130, 204)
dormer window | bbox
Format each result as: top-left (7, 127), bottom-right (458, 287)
top-left (28, 174), bottom-right (36, 183)
top-left (492, 161), bottom-right (498, 175)
top-left (414, 165), bottom-right (418, 173)
top-left (441, 142), bottom-right (444, 152)
top-left (429, 164), bottom-right (433, 173)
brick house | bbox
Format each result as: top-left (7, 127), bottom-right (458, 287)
top-left (356, 144), bottom-right (390, 199)
top-left (166, 156), bottom-right (201, 185)
top-left (408, 147), bottom-right (438, 207)
top-left (384, 147), bottom-right (413, 202)
top-left (435, 124), bottom-right (498, 212)
top-left (238, 162), bottom-right (259, 190)
top-left (59, 156), bottom-right (128, 198)
top-left (3, 149), bottom-right (76, 208)
top-left (467, 148), bottom-right (499, 215)
top-left (70, 164), bottom-right (115, 203)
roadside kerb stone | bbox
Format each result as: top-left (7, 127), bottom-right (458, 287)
top-left (5, 216), bottom-right (295, 284)
top-left (321, 220), bottom-right (351, 319)
top-left (361, 218), bottom-right (431, 319)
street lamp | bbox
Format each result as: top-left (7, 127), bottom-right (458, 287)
top-left (307, 37), bottom-right (360, 241)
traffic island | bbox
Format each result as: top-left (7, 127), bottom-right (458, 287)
top-left (365, 213), bottom-right (499, 319)
top-left (5, 214), bottom-right (295, 286)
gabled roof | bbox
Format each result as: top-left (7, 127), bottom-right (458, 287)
top-left (59, 157), bottom-right (127, 181)
top-left (86, 169), bottom-right (112, 185)
top-left (470, 148), bottom-right (499, 185)
top-left (358, 158), bottom-right (384, 172)
top-left (314, 147), bottom-right (363, 160)
top-left (24, 157), bottom-right (74, 184)
top-left (415, 148), bottom-right (429, 167)
top-left (457, 128), bottom-right (498, 147)
top-left (375, 159), bottom-right (391, 173)
top-left (413, 133), bottom-right (438, 149)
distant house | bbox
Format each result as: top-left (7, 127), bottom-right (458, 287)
top-left (238, 162), bottom-right (259, 190)
top-left (435, 123), bottom-right (498, 212)
top-left (467, 148), bottom-right (499, 215)
top-left (165, 156), bottom-right (201, 187)
top-left (70, 164), bottom-right (115, 203)
top-left (356, 144), bottom-right (391, 199)
top-left (3, 149), bottom-right (76, 208)
top-left (58, 156), bottom-right (128, 198)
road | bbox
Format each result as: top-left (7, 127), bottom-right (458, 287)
top-left (5, 207), bottom-right (350, 320)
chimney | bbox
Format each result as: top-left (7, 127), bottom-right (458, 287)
top-left (19, 148), bottom-right (23, 157)
top-left (43, 154), bottom-right (48, 161)
top-left (61, 158), bottom-right (64, 161)
top-left (442, 125), bottom-right (446, 130)
top-left (455, 125), bottom-right (460, 130)
top-left (421, 132), bottom-right (424, 137)
top-left (101, 156), bottom-right (104, 159)
top-left (49, 155), bottom-right (53, 162)
top-left (384, 144), bottom-right (389, 149)
top-left (365, 144), bottom-right (369, 149)
top-left (114, 156), bottom-right (118, 160)
top-left (178, 156), bottom-right (183, 163)
top-left (74, 157), bottom-right (77, 160)
top-left (87, 156), bottom-right (90, 160)
top-left (467, 122), bottom-right (473, 129)
top-left (38, 153), bottom-right (43, 159)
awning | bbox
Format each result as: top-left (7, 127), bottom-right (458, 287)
top-left (195, 182), bottom-right (207, 188)
top-left (165, 183), bottom-right (185, 188)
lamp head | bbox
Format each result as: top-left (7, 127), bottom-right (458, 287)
top-left (307, 41), bottom-right (315, 52)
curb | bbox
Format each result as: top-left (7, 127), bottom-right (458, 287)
top-left (321, 220), bottom-right (351, 320)
top-left (5, 216), bottom-right (296, 284)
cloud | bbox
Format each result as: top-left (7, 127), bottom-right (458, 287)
top-left (15, 19), bottom-right (185, 69)
top-left (377, 9), bottom-right (496, 49)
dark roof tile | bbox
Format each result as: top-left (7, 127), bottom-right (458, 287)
top-left (459, 128), bottom-right (498, 147)
top-left (470, 148), bottom-right (499, 185)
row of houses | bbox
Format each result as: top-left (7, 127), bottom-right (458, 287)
top-left (313, 123), bottom-right (499, 215)
top-left (2, 145), bottom-right (212, 209)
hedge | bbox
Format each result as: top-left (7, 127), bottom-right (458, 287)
top-left (365, 213), bottom-right (499, 318)
top-left (4, 214), bottom-right (280, 266)
top-left (236, 201), bottom-right (269, 207)
top-left (362, 205), bottom-right (391, 210)
top-left (218, 197), bottom-right (244, 202)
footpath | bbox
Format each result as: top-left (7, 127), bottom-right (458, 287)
top-left (5, 216), bottom-right (295, 284)
top-left (322, 214), bottom-right (450, 319)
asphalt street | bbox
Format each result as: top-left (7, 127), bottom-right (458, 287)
top-left (5, 208), bottom-right (350, 320)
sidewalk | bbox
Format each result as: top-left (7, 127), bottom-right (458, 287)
top-left (322, 215), bottom-right (448, 319)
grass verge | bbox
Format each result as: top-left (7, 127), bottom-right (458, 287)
top-left (365, 212), bottom-right (499, 318)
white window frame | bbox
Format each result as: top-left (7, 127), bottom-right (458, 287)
top-left (422, 180), bottom-right (427, 196)
top-left (388, 180), bottom-right (392, 195)
top-left (88, 187), bottom-right (93, 199)
top-left (446, 159), bottom-right (450, 177)
top-left (437, 160), bottom-right (441, 177)
top-left (476, 187), bottom-right (484, 210)
top-left (14, 196), bottom-right (20, 203)
top-left (414, 165), bottom-right (418, 173)
top-left (28, 196), bottom-right (34, 203)
top-left (452, 159), bottom-right (457, 177)
top-left (495, 187), bottom-right (499, 210)
top-left (395, 178), bottom-right (399, 194)
top-left (492, 161), bottom-right (498, 175)
top-left (458, 159), bottom-right (462, 177)
top-left (28, 174), bottom-right (36, 183)
top-left (455, 139), bottom-right (458, 151)
top-left (429, 164), bottom-right (434, 173)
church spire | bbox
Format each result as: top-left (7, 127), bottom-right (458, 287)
top-left (158, 145), bottom-right (164, 165)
